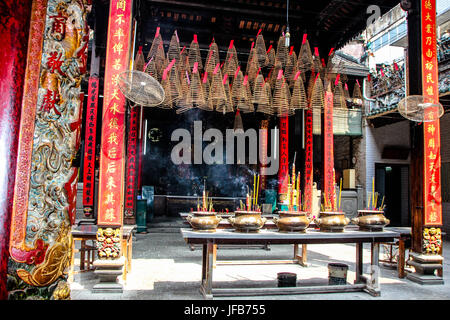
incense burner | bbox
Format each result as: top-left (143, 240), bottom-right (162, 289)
top-left (228, 211), bottom-right (266, 232)
top-left (351, 210), bottom-right (390, 231)
top-left (314, 211), bottom-right (350, 232)
top-left (273, 211), bottom-right (310, 233)
top-left (187, 211), bottom-right (222, 232)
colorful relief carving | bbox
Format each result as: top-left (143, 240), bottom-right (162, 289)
top-left (96, 227), bottom-right (122, 259)
top-left (8, 0), bottom-right (91, 299)
top-left (423, 227), bottom-right (442, 255)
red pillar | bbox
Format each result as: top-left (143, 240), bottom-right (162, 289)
top-left (0, 0), bottom-right (33, 300)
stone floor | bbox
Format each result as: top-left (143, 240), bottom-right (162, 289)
top-left (70, 218), bottom-right (450, 300)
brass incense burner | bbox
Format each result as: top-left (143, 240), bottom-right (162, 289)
top-left (314, 211), bottom-right (350, 232)
top-left (351, 210), bottom-right (390, 231)
top-left (187, 211), bottom-right (222, 232)
top-left (228, 210), bottom-right (266, 233)
top-left (273, 211), bottom-right (310, 233)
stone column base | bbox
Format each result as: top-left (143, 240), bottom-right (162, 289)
top-left (92, 256), bottom-right (125, 293)
top-left (406, 252), bottom-right (444, 285)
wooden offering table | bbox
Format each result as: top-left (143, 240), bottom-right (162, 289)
top-left (181, 228), bottom-right (400, 299)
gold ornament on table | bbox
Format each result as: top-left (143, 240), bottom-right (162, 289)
top-left (96, 227), bottom-right (121, 259)
top-left (187, 181), bottom-right (222, 232)
top-left (351, 177), bottom-right (390, 231)
top-left (423, 227), bottom-right (442, 254)
top-left (229, 173), bottom-right (266, 232)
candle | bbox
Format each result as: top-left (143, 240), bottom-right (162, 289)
top-left (256, 174), bottom-right (260, 210)
top-left (372, 177), bottom-right (375, 210)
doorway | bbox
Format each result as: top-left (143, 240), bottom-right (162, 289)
top-left (375, 163), bottom-right (410, 227)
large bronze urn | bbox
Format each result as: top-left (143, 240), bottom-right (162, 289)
top-left (273, 211), bottom-right (310, 233)
top-left (314, 211), bottom-right (350, 232)
top-left (351, 210), bottom-right (390, 231)
top-left (187, 211), bottom-right (222, 232)
top-left (228, 210), bottom-right (266, 232)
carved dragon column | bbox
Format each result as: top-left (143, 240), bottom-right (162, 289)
top-left (7, 0), bottom-right (91, 300)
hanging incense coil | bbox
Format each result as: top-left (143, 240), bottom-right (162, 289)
top-left (352, 81), bottom-right (363, 104)
top-left (297, 36), bottom-right (313, 74)
top-left (205, 40), bottom-right (220, 75)
top-left (284, 79), bottom-right (293, 115)
top-left (234, 109), bottom-right (244, 131)
top-left (144, 58), bottom-right (160, 82)
top-left (285, 50), bottom-right (298, 88)
top-left (269, 61), bottom-right (283, 88)
top-left (343, 82), bottom-right (351, 100)
top-left (290, 73), bottom-right (308, 110)
top-left (231, 69), bottom-right (245, 108)
top-left (147, 28), bottom-right (166, 78)
top-left (275, 35), bottom-right (288, 68)
top-left (312, 47), bottom-right (322, 75)
top-left (186, 62), bottom-right (207, 110)
top-left (255, 33), bottom-right (269, 67)
top-left (310, 74), bottom-right (325, 110)
top-left (188, 35), bottom-right (203, 72)
top-left (273, 73), bottom-right (289, 117)
top-left (216, 74), bottom-right (234, 114)
top-left (168, 31), bottom-right (181, 67)
top-left (246, 47), bottom-right (260, 86)
top-left (266, 46), bottom-right (276, 69)
top-left (333, 79), bottom-right (347, 110)
top-left (252, 74), bottom-right (266, 105)
top-left (223, 40), bottom-right (239, 77)
top-left (134, 47), bottom-right (146, 71)
top-left (176, 70), bottom-right (194, 113)
top-left (242, 75), bottom-right (255, 113)
top-left (202, 72), bottom-right (210, 105)
top-left (207, 64), bottom-right (226, 111)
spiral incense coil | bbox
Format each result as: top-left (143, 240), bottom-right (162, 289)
top-left (312, 47), bottom-right (322, 75)
top-left (187, 62), bottom-right (207, 110)
top-left (273, 73), bottom-right (289, 117)
top-left (202, 72), bottom-right (210, 105)
top-left (266, 46), bottom-right (276, 69)
top-left (275, 35), bottom-right (288, 68)
top-left (285, 50), bottom-right (298, 88)
top-left (343, 82), bottom-right (351, 100)
top-left (188, 35), bottom-right (203, 72)
top-left (264, 82), bottom-right (273, 110)
top-left (134, 47), bottom-right (146, 72)
top-left (223, 40), bottom-right (239, 77)
top-left (144, 58), bottom-right (160, 82)
top-left (147, 29), bottom-right (166, 78)
top-left (243, 76), bottom-right (255, 113)
top-left (352, 81), bottom-right (363, 101)
top-left (216, 74), bottom-right (234, 114)
top-left (168, 31), bottom-right (181, 67)
top-left (290, 74), bottom-right (308, 110)
top-left (297, 36), bottom-right (313, 74)
top-left (310, 74), bottom-right (325, 110)
top-left (177, 70), bottom-right (193, 113)
top-left (252, 74), bottom-right (266, 105)
top-left (205, 41), bottom-right (220, 75)
top-left (207, 64), bottom-right (226, 111)
top-left (269, 61), bottom-right (283, 88)
top-left (255, 33), bottom-right (269, 67)
top-left (246, 47), bottom-right (260, 86)
top-left (231, 69), bottom-right (245, 107)
top-left (333, 79), bottom-right (347, 110)
top-left (306, 72), bottom-right (316, 103)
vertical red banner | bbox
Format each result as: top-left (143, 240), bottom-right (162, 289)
top-left (259, 120), bottom-right (269, 190)
top-left (323, 90), bottom-right (335, 209)
top-left (124, 106), bottom-right (139, 216)
top-left (304, 110), bottom-right (313, 213)
top-left (278, 116), bottom-right (289, 195)
top-left (83, 76), bottom-right (99, 207)
top-left (97, 0), bottom-right (132, 226)
top-left (421, 0), bottom-right (442, 226)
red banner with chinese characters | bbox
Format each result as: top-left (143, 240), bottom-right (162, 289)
top-left (422, 0), bottom-right (442, 226)
top-left (124, 106), bottom-right (139, 214)
top-left (259, 120), bottom-right (269, 190)
top-left (278, 116), bottom-right (289, 195)
top-left (304, 109), bottom-right (313, 213)
top-left (323, 90), bottom-right (335, 210)
top-left (83, 76), bottom-right (99, 206)
top-left (97, 0), bottom-right (132, 226)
